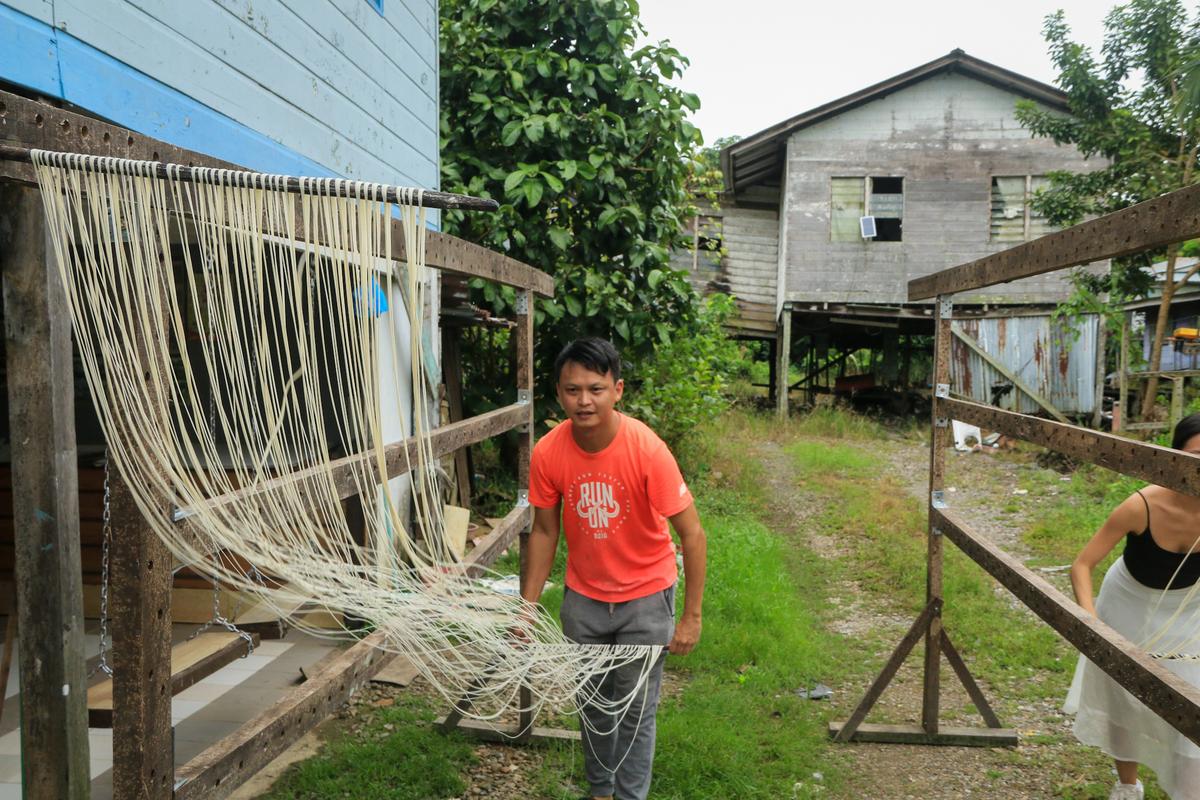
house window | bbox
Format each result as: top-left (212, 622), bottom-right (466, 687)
top-left (990, 175), bottom-right (1051, 242)
top-left (831, 177), bottom-right (904, 242)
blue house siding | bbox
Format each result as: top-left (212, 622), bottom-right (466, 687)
top-left (0, 0), bottom-right (439, 191)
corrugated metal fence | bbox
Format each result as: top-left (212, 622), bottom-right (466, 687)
top-left (950, 314), bottom-right (1099, 415)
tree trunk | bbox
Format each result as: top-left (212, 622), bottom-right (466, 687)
top-left (1138, 245), bottom-right (1181, 420)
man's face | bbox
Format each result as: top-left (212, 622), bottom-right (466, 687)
top-left (556, 361), bottom-right (624, 431)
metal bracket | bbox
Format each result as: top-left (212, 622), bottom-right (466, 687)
top-left (932, 526), bottom-right (944, 537)
top-left (514, 291), bottom-right (530, 315)
top-left (931, 490), bottom-right (947, 509)
top-left (935, 417), bottom-right (949, 428)
top-left (517, 489), bottom-right (530, 509)
top-left (171, 506), bottom-right (193, 523)
top-left (517, 389), bottom-right (532, 405)
top-left (935, 383), bottom-right (950, 399)
top-left (938, 296), bottom-right (953, 320)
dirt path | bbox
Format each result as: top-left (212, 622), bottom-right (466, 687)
top-left (751, 434), bottom-right (1088, 800)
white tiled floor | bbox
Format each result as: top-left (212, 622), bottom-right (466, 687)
top-left (0, 633), bottom-right (294, 793)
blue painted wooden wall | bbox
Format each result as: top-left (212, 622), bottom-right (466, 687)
top-left (0, 0), bottom-right (439, 191)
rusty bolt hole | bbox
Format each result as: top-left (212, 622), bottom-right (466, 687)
top-left (59, 120), bottom-right (69, 131)
top-left (0, 101), bottom-right (6, 116)
top-left (80, 125), bottom-right (88, 138)
top-left (102, 132), bottom-right (111, 143)
top-left (34, 113), bottom-right (43, 126)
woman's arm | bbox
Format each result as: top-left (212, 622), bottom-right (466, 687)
top-left (1070, 494), bottom-right (1145, 616)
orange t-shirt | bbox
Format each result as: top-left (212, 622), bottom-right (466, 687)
top-left (528, 413), bottom-right (693, 602)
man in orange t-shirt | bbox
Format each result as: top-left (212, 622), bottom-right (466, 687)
top-left (524, 337), bottom-right (707, 800)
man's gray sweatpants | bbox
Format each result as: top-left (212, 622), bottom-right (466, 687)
top-left (560, 584), bottom-right (675, 800)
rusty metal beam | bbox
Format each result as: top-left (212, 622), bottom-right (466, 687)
top-left (939, 397), bottom-right (1200, 496)
top-left (933, 507), bottom-right (1200, 746)
top-left (909, 183), bottom-right (1200, 300)
top-left (0, 89), bottom-right (554, 296)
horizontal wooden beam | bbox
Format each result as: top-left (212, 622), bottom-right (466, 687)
top-left (909, 183), bottom-right (1200, 300)
top-left (464, 504), bottom-right (530, 578)
top-left (933, 507), bottom-right (1200, 747)
top-left (431, 717), bottom-right (580, 743)
top-left (87, 631), bottom-right (258, 728)
top-left (172, 497), bottom-right (527, 797)
top-left (828, 722), bottom-right (1017, 747)
top-left (938, 397), bottom-right (1200, 496)
top-left (172, 630), bottom-right (394, 800)
top-left (0, 90), bottom-right (553, 296)
top-left (175, 403), bottom-right (528, 524)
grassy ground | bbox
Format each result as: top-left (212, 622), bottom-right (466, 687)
top-left (258, 407), bottom-right (1171, 799)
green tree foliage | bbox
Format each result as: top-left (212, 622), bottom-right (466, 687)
top-left (440, 0), bottom-right (732, 433)
top-left (1015, 0), bottom-right (1200, 417)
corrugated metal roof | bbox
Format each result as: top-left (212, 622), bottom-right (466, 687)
top-left (950, 315), bottom-right (1098, 415)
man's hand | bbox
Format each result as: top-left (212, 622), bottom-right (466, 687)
top-left (668, 614), bottom-right (701, 655)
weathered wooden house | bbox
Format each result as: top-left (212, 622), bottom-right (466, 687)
top-left (704, 50), bottom-right (1106, 415)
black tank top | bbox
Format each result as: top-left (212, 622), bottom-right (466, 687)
top-left (1122, 491), bottom-right (1200, 590)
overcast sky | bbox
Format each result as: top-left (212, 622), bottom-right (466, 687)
top-left (636, 0), bottom-right (1111, 144)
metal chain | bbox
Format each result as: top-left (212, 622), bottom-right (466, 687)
top-left (187, 318), bottom-right (254, 656)
top-left (92, 452), bottom-right (113, 677)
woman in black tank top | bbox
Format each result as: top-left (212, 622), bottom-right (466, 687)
top-left (1066, 413), bottom-right (1200, 800)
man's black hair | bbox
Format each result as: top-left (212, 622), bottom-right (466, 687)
top-left (554, 337), bottom-right (621, 383)
top-left (1173, 412), bottom-right (1200, 451)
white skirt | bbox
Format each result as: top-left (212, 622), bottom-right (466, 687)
top-left (1065, 557), bottom-right (1200, 799)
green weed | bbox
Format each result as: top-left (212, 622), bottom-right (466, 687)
top-left (260, 694), bottom-right (476, 800)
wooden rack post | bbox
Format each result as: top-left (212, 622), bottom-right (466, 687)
top-left (109, 251), bottom-right (175, 800)
top-left (836, 180), bottom-right (1200, 750)
top-left (514, 289), bottom-right (536, 741)
top-left (922, 296), bottom-right (951, 735)
top-left (0, 182), bottom-right (91, 798)
top-left (830, 296), bottom-right (1013, 746)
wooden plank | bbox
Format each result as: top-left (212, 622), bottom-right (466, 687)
top-left (0, 182), bottom-right (90, 799)
top-left (828, 722), bottom-right (1018, 747)
top-left (441, 327), bottom-right (472, 509)
top-left (0, 89), bottom-right (554, 295)
top-left (112, 0), bottom-right (437, 162)
top-left (173, 492), bottom-right (527, 797)
top-left (933, 507), bottom-right (1200, 745)
top-left (951, 326), bottom-right (1069, 423)
top-left (940, 630), bottom-right (1002, 729)
top-left (937, 397), bottom-right (1200, 496)
top-left (87, 631), bottom-right (259, 728)
top-left (909, 183), bottom-right (1200, 300)
top-left (432, 717), bottom-right (581, 743)
top-left (833, 601), bottom-right (938, 743)
top-left (465, 505), bottom-right (531, 579)
top-left (175, 403), bottom-right (528, 524)
top-left (173, 633), bottom-right (395, 800)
